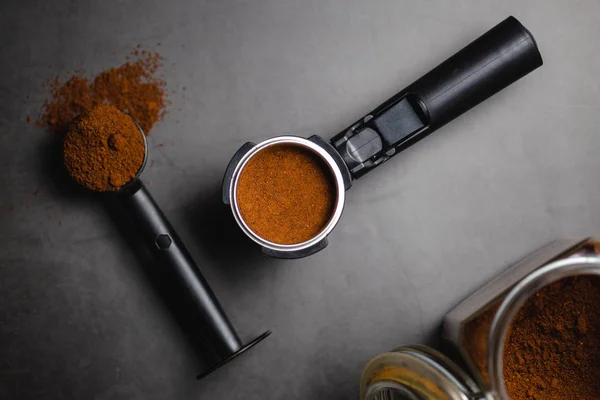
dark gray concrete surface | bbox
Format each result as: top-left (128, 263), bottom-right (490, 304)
top-left (2, 1), bottom-right (600, 399)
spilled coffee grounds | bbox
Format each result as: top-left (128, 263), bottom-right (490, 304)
top-left (37, 47), bottom-right (167, 135)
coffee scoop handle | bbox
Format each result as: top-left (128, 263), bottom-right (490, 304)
top-left (117, 179), bottom-right (243, 357)
top-left (331, 16), bottom-right (543, 178)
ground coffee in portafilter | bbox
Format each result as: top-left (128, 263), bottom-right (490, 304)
top-left (236, 144), bottom-right (336, 245)
top-left (63, 104), bottom-right (145, 192)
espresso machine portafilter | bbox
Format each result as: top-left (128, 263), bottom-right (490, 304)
top-left (223, 16), bottom-right (543, 259)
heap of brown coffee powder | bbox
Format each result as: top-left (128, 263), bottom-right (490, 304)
top-left (63, 104), bottom-right (145, 192)
top-left (36, 47), bottom-right (167, 135)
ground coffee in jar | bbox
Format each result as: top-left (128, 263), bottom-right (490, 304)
top-left (464, 274), bottom-right (600, 399)
top-left (361, 241), bottom-right (600, 400)
top-left (236, 144), bottom-right (336, 245)
top-left (63, 104), bottom-right (145, 192)
top-left (503, 275), bottom-right (600, 399)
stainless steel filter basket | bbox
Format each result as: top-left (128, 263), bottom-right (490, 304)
top-left (228, 136), bottom-right (346, 256)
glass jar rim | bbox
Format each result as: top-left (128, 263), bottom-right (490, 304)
top-left (486, 256), bottom-right (600, 399)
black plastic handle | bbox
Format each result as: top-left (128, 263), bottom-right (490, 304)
top-left (331, 16), bottom-right (543, 178)
top-left (118, 179), bottom-right (243, 358)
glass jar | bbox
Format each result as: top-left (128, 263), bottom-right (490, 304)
top-left (360, 238), bottom-right (600, 400)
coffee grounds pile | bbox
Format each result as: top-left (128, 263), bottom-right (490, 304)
top-left (63, 104), bottom-right (145, 192)
top-left (503, 275), bottom-right (600, 399)
top-left (37, 48), bottom-right (167, 135)
top-left (236, 144), bottom-right (336, 245)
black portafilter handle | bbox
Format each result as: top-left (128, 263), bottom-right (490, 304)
top-left (118, 179), bottom-right (270, 379)
top-left (332, 16), bottom-right (543, 178)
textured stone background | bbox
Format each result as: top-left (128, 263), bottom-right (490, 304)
top-left (1, 1), bottom-right (600, 398)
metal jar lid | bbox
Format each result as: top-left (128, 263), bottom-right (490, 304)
top-left (360, 345), bottom-right (486, 400)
